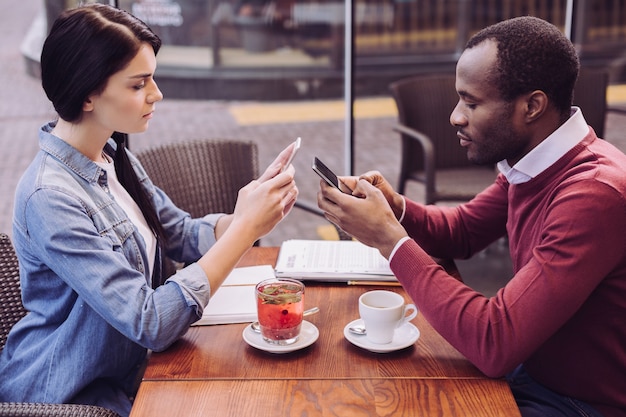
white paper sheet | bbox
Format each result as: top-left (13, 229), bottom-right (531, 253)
top-left (275, 239), bottom-right (396, 282)
top-left (192, 264), bottom-right (275, 326)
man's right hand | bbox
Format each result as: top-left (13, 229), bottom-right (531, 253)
top-left (346, 171), bottom-right (405, 221)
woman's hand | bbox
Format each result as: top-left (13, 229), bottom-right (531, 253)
top-left (317, 178), bottom-right (406, 259)
top-left (258, 140), bottom-right (298, 183)
top-left (199, 167), bottom-right (297, 293)
top-left (230, 164), bottom-right (298, 244)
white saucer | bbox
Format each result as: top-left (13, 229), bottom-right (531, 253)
top-left (243, 320), bottom-right (319, 354)
top-left (343, 318), bottom-right (420, 353)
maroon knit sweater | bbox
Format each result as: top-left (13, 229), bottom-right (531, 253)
top-left (391, 132), bottom-right (626, 417)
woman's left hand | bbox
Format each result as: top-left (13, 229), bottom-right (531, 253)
top-left (258, 141), bottom-right (298, 183)
top-left (232, 164), bottom-right (298, 242)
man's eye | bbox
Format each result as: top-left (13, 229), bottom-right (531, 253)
top-left (133, 83), bottom-right (146, 90)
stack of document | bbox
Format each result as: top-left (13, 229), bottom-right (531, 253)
top-left (275, 239), bottom-right (397, 282)
top-left (193, 265), bottom-right (275, 326)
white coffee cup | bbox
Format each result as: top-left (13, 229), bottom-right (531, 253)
top-left (358, 290), bottom-right (418, 344)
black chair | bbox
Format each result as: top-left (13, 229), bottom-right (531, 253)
top-left (0, 233), bottom-right (122, 417)
top-left (573, 67), bottom-right (609, 138)
top-left (389, 73), bottom-right (497, 205)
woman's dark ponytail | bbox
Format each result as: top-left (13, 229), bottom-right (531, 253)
top-left (111, 132), bottom-right (166, 242)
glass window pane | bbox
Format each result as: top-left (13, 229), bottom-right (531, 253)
top-left (36, 0), bottom-right (626, 246)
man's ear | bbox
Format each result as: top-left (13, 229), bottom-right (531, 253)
top-left (524, 90), bottom-right (548, 122)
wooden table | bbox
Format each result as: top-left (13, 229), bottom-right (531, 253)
top-left (130, 247), bottom-right (521, 417)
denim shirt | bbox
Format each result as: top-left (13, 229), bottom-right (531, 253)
top-left (0, 123), bottom-right (221, 416)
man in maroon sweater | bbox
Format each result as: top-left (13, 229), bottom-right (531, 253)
top-left (318, 16), bottom-right (626, 417)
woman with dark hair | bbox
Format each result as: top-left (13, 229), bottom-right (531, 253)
top-left (0, 4), bottom-right (298, 416)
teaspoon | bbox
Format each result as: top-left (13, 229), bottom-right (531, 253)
top-left (250, 306), bottom-right (320, 333)
top-left (348, 325), bottom-right (367, 335)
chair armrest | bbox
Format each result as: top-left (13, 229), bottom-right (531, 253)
top-left (294, 200), bottom-right (324, 217)
top-left (607, 104), bottom-right (626, 115)
top-left (392, 123), bottom-right (436, 198)
top-left (293, 200), bottom-right (352, 240)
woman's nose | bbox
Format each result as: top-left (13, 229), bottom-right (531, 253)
top-left (148, 80), bottom-right (163, 103)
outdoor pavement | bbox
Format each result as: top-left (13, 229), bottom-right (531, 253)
top-left (3, 4), bottom-right (626, 296)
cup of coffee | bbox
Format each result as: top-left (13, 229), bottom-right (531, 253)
top-left (358, 290), bottom-right (418, 344)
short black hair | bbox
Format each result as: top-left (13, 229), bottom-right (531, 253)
top-left (466, 16), bottom-right (579, 118)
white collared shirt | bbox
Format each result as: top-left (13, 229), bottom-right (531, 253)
top-left (497, 107), bottom-right (589, 184)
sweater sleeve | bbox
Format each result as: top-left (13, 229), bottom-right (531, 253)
top-left (401, 177), bottom-right (509, 259)
top-left (391, 179), bottom-right (626, 378)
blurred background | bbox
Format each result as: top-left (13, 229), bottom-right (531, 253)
top-left (2, 0), bottom-right (626, 295)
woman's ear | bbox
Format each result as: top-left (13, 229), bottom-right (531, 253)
top-left (524, 90), bottom-right (548, 122)
top-left (82, 97), bottom-right (94, 112)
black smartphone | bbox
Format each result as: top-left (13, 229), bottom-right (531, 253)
top-left (312, 157), bottom-right (352, 193)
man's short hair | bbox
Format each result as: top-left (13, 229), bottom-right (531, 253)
top-left (466, 16), bottom-right (579, 117)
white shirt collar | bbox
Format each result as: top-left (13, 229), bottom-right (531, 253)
top-left (497, 107), bottom-right (589, 184)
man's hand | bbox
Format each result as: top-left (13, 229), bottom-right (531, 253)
top-left (317, 178), bottom-right (407, 259)
top-left (338, 171), bottom-right (405, 220)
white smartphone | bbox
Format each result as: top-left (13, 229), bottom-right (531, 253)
top-left (281, 137), bottom-right (301, 173)
top-left (312, 157), bottom-right (353, 193)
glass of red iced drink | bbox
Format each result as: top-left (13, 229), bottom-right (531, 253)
top-left (255, 278), bottom-right (305, 345)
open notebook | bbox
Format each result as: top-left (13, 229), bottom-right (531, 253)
top-left (275, 239), bottom-right (397, 282)
top-left (192, 265), bottom-right (275, 326)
